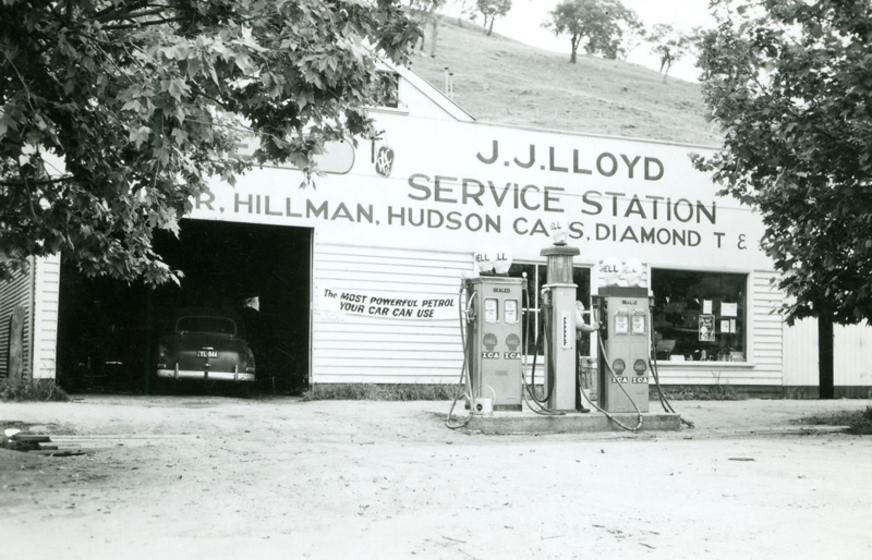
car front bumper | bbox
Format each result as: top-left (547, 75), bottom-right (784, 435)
top-left (156, 368), bottom-right (255, 383)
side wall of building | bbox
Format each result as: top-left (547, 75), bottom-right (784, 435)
top-left (0, 258), bottom-right (34, 381)
top-left (783, 318), bottom-right (872, 397)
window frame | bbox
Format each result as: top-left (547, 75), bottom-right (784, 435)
top-left (649, 267), bottom-right (750, 365)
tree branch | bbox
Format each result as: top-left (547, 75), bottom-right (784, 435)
top-left (103, 17), bottom-right (183, 30)
top-left (0, 175), bottom-right (76, 187)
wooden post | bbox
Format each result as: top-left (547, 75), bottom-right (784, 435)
top-left (8, 305), bottom-right (25, 384)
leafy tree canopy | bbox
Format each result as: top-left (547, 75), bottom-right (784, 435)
top-left (0, 0), bottom-right (420, 284)
top-left (543, 0), bottom-right (638, 63)
top-left (647, 23), bottom-right (698, 82)
top-left (694, 0), bottom-right (872, 325)
top-left (474, 0), bottom-right (512, 37)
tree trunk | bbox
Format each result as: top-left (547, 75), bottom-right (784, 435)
top-left (570, 48), bottom-right (577, 63)
top-left (428, 18), bottom-right (438, 58)
top-left (818, 312), bottom-right (835, 399)
top-left (487, 17), bottom-right (494, 36)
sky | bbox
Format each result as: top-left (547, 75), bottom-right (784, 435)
top-left (446, 0), bottom-right (717, 82)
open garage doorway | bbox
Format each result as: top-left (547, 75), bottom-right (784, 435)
top-left (56, 219), bottom-right (312, 395)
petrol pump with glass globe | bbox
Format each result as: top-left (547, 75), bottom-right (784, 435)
top-left (594, 257), bottom-right (652, 413)
top-left (538, 222), bottom-right (582, 411)
top-left (462, 244), bottom-right (524, 412)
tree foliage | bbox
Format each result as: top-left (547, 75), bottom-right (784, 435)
top-left (648, 23), bottom-right (698, 82)
top-left (543, 0), bottom-right (638, 63)
top-left (694, 0), bottom-right (872, 326)
top-left (473, 0), bottom-right (512, 37)
top-left (0, 0), bottom-right (420, 284)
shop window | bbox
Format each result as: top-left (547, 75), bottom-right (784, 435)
top-left (508, 263), bottom-right (591, 356)
top-left (651, 269), bottom-right (746, 362)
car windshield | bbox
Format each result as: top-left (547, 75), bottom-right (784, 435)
top-left (176, 316), bottom-right (236, 335)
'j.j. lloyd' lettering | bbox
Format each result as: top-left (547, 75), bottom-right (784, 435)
top-left (475, 140), bottom-right (664, 181)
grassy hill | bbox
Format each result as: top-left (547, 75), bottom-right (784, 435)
top-left (407, 18), bottom-right (722, 147)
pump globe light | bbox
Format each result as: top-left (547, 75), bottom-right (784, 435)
top-left (599, 257), bottom-right (623, 287)
top-left (623, 258), bottom-right (645, 287)
top-left (493, 245), bottom-right (513, 275)
top-left (549, 220), bottom-right (569, 245)
top-left (474, 243), bottom-right (496, 275)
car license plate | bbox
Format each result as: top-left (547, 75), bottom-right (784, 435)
top-left (197, 350), bottom-right (218, 358)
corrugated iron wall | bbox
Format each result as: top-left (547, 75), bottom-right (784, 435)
top-left (0, 258), bottom-right (34, 381)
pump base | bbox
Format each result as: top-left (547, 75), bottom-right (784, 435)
top-left (465, 403), bottom-right (523, 412)
top-left (454, 411), bottom-right (681, 435)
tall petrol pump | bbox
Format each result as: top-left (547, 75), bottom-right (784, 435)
top-left (462, 246), bottom-right (524, 412)
top-left (539, 243), bottom-right (582, 412)
top-left (594, 259), bottom-right (651, 414)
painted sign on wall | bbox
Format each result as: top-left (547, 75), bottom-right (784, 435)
top-left (319, 288), bottom-right (457, 320)
top-left (194, 113), bottom-right (771, 271)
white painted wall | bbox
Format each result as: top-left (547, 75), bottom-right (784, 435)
top-left (32, 254), bottom-right (60, 379)
top-left (784, 319), bottom-right (872, 388)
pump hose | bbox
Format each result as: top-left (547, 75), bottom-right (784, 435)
top-left (526, 289), bottom-right (559, 406)
top-left (521, 282), bottom-right (563, 415)
top-left (446, 287), bottom-right (476, 430)
top-left (574, 335), bottom-right (644, 432)
top-left (647, 310), bottom-right (695, 429)
top-left (649, 356), bottom-right (695, 429)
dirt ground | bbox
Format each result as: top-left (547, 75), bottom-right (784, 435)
top-left (2, 395), bottom-right (871, 560)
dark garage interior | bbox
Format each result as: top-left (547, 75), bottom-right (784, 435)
top-left (56, 219), bottom-right (311, 395)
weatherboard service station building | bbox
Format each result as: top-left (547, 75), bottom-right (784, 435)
top-left (1, 65), bottom-right (870, 397)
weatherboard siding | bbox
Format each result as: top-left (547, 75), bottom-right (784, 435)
top-left (32, 254), bottom-right (60, 379)
top-left (312, 242), bottom-right (471, 384)
top-left (749, 271), bottom-right (784, 382)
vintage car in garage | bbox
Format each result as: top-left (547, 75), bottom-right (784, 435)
top-left (154, 309), bottom-right (255, 390)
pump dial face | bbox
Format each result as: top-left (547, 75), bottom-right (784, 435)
top-left (484, 298), bottom-right (498, 324)
top-left (505, 299), bottom-right (519, 324)
top-left (615, 314), bottom-right (629, 334)
top-left (632, 314), bottom-right (646, 334)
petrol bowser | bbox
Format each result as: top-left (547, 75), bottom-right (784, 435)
top-left (462, 276), bottom-right (525, 411)
top-left (539, 244), bottom-right (581, 411)
top-left (594, 259), bottom-right (651, 414)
